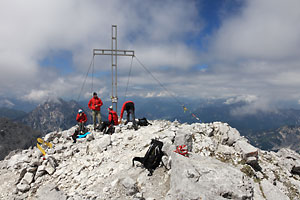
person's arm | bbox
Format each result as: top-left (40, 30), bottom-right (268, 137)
top-left (76, 113), bottom-right (80, 122)
top-left (83, 113), bottom-right (87, 123)
top-left (88, 99), bottom-right (93, 110)
top-left (120, 103), bottom-right (126, 119)
top-left (109, 112), bottom-right (113, 124)
top-left (114, 112), bottom-right (119, 125)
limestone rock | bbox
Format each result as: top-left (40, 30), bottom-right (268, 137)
top-left (226, 127), bottom-right (241, 146)
top-left (121, 177), bottom-right (138, 196)
top-left (86, 133), bottom-right (95, 141)
top-left (277, 148), bottom-right (300, 173)
top-left (16, 168), bottom-right (27, 183)
top-left (35, 183), bottom-right (67, 200)
top-left (45, 164), bottom-right (56, 175)
top-left (114, 126), bottom-right (121, 133)
top-left (234, 140), bottom-right (258, 159)
top-left (54, 144), bottom-right (66, 153)
top-left (97, 135), bottom-right (111, 152)
top-left (7, 154), bottom-right (30, 168)
top-left (35, 165), bottom-right (46, 179)
top-left (1, 120), bottom-right (300, 200)
top-left (17, 182), bottom-right (30, 193)
top-left (260, 179), bottom-right (289, 200)
top-left (168, 153), bottom-right (254, 200)
top-left (174, 129), bottom-right (193, 152)
top-left (21, 172), bottom-right (34, 184)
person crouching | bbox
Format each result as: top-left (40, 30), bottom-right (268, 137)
top-left (76, 109), bottom-right (87, 133)
top-left (100, 106), bottom-right (118, 134)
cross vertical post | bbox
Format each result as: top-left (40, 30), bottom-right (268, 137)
top-left (93, 25), bottom-right (134, 113)
top-left (111, 25), bottom-right (117, 112)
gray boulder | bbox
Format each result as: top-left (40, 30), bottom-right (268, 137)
top-left (21, 172), bottom-right (34, 184)
top-left (35, 165), bottom-right (46, 179)
top-left (226, 127), bottom-right (241, 146)
top-left (277, 148), bottom-right (300, 174)
top-left (260, 179), bottom-right (289, 200)
top-left (35, 183), bottom-right (67, 200)
top-left (121, 177), bottom-right (138, 196)
top-left (97, 135), bottom-right (111, 152)
top-left (16, 182), bottom-right (30, 193)
top-left (174, 129), bottom-right (193, 152)
top-left (234, 140), bottom-right (259, 170)
top-left (167, 153), bottom-right (254, 200)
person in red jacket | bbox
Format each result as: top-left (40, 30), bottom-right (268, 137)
top-left (76, 109), bottom-right (87, 133)
top-left (120, 100), bottom-right (138, 130)
top-left (88, 92), bottom-right (103, 130)
top-left (108, 105), bottom-right (118, 125)
top-left (72, 109), bottom-right (88, 143)
top-left (100, 106), bottom-right (118, 134)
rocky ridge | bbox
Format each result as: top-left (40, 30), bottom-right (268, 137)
top-left (249, 125), bottom-right (300, 153)
top-left (0, 118), bottom-right (41, 160)
top-left (0, 120), bottom-right (300, 200)
top-left (20, 98), bottom-right (86, 134)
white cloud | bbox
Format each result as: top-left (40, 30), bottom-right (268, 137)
top-left (0, 99), bottom-right (15, 108)
top-left (0, 0), bottom-right (201, 102)
top-left (1, 0), bottom-right (300, 110)
top-left (198, 0), bottom-right (300, 108)
top-left (211, 0), bottom-right (300, 61)
top-left (224, 95), bottom-right (257, 105)
top-left (230, 97), bottom-right (277, 116)
top-left (23, 90), bottom-right (51, 102)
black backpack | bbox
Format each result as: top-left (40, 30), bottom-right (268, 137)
top-left (104, 125), bottom-right (115, 135)
top-left (132, 139), bottom-right (164, 176)
top-left (137, 117), bottom-right (152, 126)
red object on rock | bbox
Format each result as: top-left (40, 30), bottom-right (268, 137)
top-left (174, 145), bottom-right (189, 157)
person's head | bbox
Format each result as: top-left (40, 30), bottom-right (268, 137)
top-left (78, 109), bottom-right (83, 114)
top-left (108, 105), bottom-right (113, 111)
top-left (93, 92), bottom-right (97, 98)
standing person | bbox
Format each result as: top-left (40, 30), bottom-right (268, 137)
top-left (100, 105), bottom-right (118, 134)
top-left (119, 100), bottom-right (138, 130)
top-left (76, 109), bottom-right (87, 133)
top-left (88, 92), bottom-right (103, 130)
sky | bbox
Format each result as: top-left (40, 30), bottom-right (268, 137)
top-left (1, 0), bottom-right (300, 114)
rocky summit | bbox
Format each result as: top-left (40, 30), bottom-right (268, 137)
top-left (0, 120), bottom-right (300, 200)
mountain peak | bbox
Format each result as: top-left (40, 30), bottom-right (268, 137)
top-left (21, 99), bottom-right (84, 134)
top-left (0, 120), bottom-right (299, 199)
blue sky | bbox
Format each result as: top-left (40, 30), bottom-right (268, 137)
top-left (1, 0), bottom-right (300, 115)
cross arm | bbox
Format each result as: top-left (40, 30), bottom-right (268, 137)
top-left (93, 49), bottom-right (134, 57)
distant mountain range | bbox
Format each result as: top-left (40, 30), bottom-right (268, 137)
top-left (0, 107), bottom-right (27, 120)
top-left (0, 118), bottom-right (41, 160)
top-left (20, 98), bottom-right (91, 134)
top-left (248, 125), bottom-right (300, 153)
top-left (1, 96), bottom-right (300, 153)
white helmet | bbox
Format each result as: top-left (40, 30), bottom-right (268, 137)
top-left (78, 109), bottom-right (83, 113)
